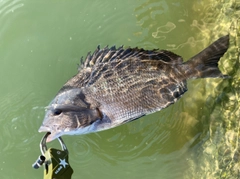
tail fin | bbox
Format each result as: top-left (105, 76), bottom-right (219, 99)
top-left (182, 35), bottom-right (229, 79)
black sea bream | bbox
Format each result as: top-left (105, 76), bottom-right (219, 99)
top-left (38, 35), bottom-right (229, 142)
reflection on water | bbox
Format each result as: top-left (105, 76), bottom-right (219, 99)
top-left (152, 21), bottom-right (176, 39)
top-left (0, 0), bottom-right (239, 179)
top-left (134, 0), bottom-right (202, 51)
top-left (0, 0), bottom-right (23, 17)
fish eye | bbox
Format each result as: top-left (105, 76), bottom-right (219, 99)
top-left (53, 109), bottom-right (62, 116)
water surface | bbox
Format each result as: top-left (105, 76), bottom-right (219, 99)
top-left (0, 0), bottom-right (239, 179)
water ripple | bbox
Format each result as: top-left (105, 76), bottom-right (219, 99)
top-left (0, 0), bottom-right (24, 17)
top-left (0, 82), bottom-right (47, 158)
top-left (70, 137), bottom-right (94, 166)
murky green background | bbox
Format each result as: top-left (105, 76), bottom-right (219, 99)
top-left (0, 0), bottom-right (239, 179)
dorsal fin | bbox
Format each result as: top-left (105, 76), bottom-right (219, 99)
top-left (78, 46), bottom-right (183, 71)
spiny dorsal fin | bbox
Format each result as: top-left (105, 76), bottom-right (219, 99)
top-left (78, 46), bottom-right (183, 71)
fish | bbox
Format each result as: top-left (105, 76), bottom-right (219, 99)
top-left (38, 35), bottom-right (230, 142)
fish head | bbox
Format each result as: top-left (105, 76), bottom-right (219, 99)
top-left (38, 88), bottom-right (101, 142)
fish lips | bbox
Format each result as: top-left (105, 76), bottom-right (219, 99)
top-left (38, 126), bottom-right (61, 142)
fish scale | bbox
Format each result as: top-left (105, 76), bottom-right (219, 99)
top-left (84, 60), bottom-right (186, 123)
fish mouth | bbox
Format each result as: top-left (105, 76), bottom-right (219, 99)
top-left (38, 126), bottom-right (59, 142)
top-left (38, 126), bottom-right (50, 133)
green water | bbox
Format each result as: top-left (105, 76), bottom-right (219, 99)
top-left (0, 0), bottom-right (239, 179)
